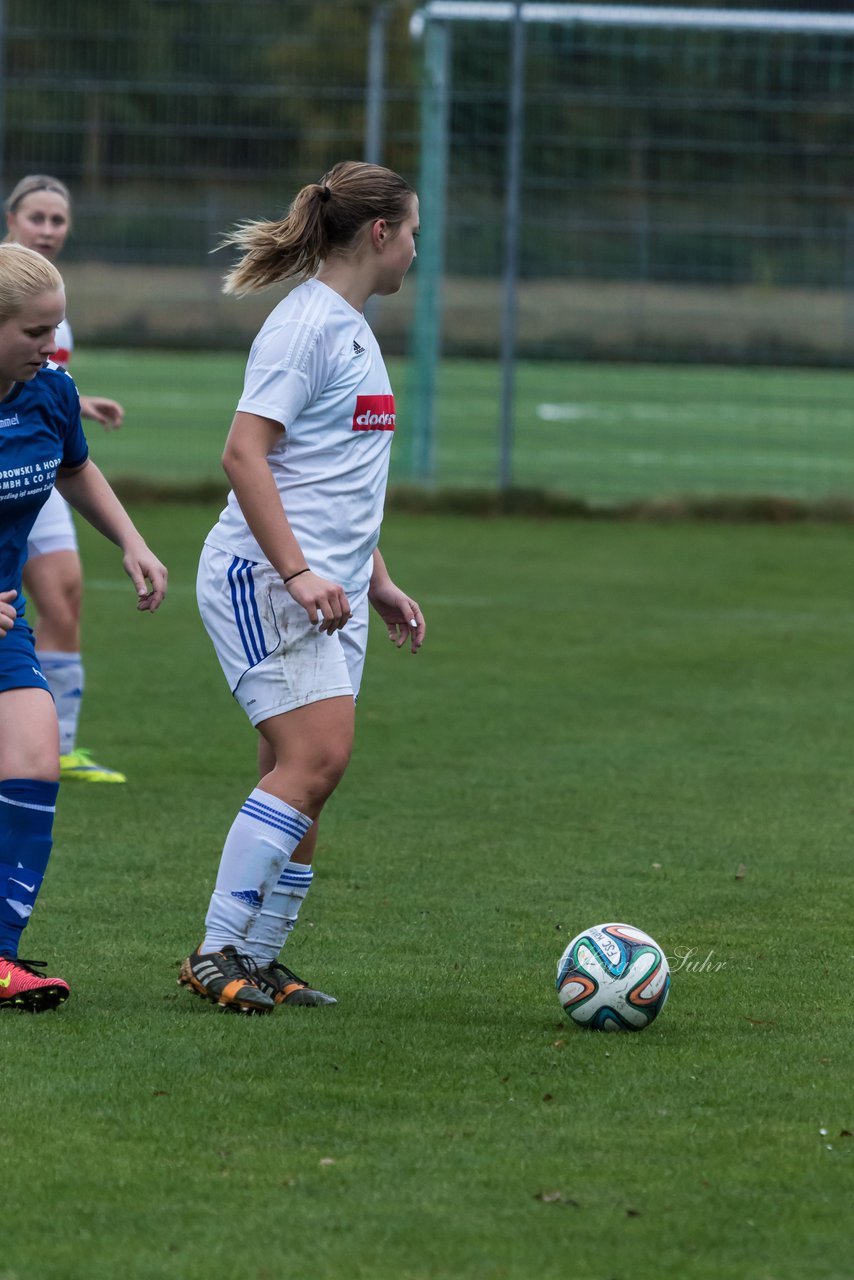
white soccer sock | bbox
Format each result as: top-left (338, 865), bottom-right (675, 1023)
top-left (202, 789), bottom-right (312, 954)
top-left (245, 860), bottom-right (314, 965)
top-left (38, 651), bottom-right (84, 755)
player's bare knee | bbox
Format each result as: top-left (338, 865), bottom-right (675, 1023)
top-left (56, 574), bottom-right (83, 624)
top-left (6, 748), bottom-right (59, 782)
top-left (291, 746), bottom-right (350, 809)
top-left (317, 755), bottom-right (350, 799)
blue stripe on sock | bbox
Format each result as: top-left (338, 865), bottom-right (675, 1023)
top-left (241, 798), bottom-right (311, 843)
top-left (241, 809), bottom-right (310, 845)
top-left (0, 792), bottom-right (57, 815)
top-left (277, 867), bottom-right (314, 888)
top-left (242, 796), bottom-right (310, 830)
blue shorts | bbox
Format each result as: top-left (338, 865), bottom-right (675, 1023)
top-left (0, 618), bottom-right (52, 695)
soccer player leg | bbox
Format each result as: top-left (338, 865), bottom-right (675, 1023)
top-left (243, 595), bottom-right (367, 1004)
top-left (25, 495), bottom-right (123, 783)
top-left (201, 612), bottom-right (355, 953)
top-left (236, 696), bottom-right (352, 1007)
top-left (185, 550), bottom-right (351, 1010)
top-left (0, 642), bottom-right (69, 1011)
top-left (25, 494), bottom-right (82, 745)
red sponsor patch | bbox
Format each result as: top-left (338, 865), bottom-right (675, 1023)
top-left (352, 394), bottom-right (395, 432)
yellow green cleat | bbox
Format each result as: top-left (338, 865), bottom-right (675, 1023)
top-left (59, 748), bottom-right (127, 783)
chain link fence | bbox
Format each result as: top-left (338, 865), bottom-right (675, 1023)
top-left (5, 1), bottom-right (854, 499)
top-left (4, 1), bottom-right (854, 363)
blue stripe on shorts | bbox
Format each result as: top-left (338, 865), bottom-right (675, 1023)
top-left (227, 556), bottom-right (267, 665)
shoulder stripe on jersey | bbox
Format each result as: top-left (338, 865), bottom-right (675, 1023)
top-left (281, 286), bottom-right (328, 372)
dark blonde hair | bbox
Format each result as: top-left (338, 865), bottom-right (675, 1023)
top-left (221, 161), bottom-right (416, 297)
top-left (4, 173), bottom-right (72, 218)
top-left (0, 243), bottom-right (64, 323)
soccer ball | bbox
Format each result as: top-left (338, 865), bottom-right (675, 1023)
top-left (556, 922), bottom-right (670, 1032)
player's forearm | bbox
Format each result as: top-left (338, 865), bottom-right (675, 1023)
top-left (55, 461), bottom-right (148, 553)
top-left (369, 547), bottom-right (393, 594)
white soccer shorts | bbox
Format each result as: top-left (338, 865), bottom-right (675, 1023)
top-left (26, 489), bottom-right (79, 559)
top-left (196, 543), bottom-right (369, 727)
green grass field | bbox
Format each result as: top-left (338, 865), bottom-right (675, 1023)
top-left (3, 504), bottom-right (853, 1279)
top-left (71, 350), bottom-right (854, 503)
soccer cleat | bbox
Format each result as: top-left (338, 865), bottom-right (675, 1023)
top-left (254, 960), bottom-right (337, 1006)
top-left (178, 946), bottom-right (275, 1014)
top-left (0, 956), bottom-right (70, 1013)
top-left (60, 748), bottom-right (126, 784)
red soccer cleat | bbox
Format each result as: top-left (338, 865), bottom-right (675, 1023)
top-left (0, 955), bottom-right (70, 1012)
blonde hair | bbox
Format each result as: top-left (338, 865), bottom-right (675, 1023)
top-left (4, 173), bottom-right (72, 218)
top-left (0, 243), bottom-right (64, 323)
top-left (222, 160), bottom-right (416, 296)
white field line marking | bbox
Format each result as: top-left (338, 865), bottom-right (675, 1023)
top-left (536, 401), bottom-right (854, 430)
top-left (525, 447), bottom-right (854, 473)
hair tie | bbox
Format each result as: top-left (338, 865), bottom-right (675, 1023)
top-left (320, 185), bottom-right (331, 204)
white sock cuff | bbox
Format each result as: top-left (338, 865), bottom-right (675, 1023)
top-left (240, 788), bottom-right (312, 847)
top-left (276, 861), bottom-right (314, 892)
top-left (37, 651), bottom-right (82, 669)
top-left (282, 861), bottom-right (312, 877)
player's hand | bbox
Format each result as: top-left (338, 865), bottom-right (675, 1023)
top-left (121, 543), bottom-right (168, 612)
top-left (285, 570), bottom-right (351, 634)
top-left (368, 581), bottom-right (425, 653)
top-left (79, 395), bottom-right (124, 429)
top-left (0, 590), bottom-right (17, 636)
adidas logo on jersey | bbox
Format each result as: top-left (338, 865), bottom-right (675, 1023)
top-left (352, 394), bottom-right (395, 432)
top-left (352, 339), bottom-right (365, 355)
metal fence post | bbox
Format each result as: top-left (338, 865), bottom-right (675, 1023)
top-left (498, 2), bottom-right (526, 492)
top-left (409, 16), bottom-right (450, 485)
top-left (365, 2), bottom-right (390, 165)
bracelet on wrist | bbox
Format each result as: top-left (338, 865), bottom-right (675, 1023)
top-left (283, 567), bottom-right (310, 584)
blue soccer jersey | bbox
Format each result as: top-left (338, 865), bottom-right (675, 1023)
top-left (0, 365), bottom-right (88, 617)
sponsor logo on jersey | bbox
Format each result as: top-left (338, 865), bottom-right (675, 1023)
top-left (0, 414), bottom-right (19, 429)
top-left (352, 394), bottom-right (395, 432)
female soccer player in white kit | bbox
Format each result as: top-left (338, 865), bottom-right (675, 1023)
top-left (5, 174), bottom-right (127, 783)
top-left (180, 161), bottom-right (425, 1014)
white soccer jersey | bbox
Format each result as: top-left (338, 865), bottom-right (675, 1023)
top-left (206, 279), bottom-right (396, 595)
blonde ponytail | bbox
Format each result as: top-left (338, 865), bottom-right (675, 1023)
top-left (222, 162), bottom-right (415, 296)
